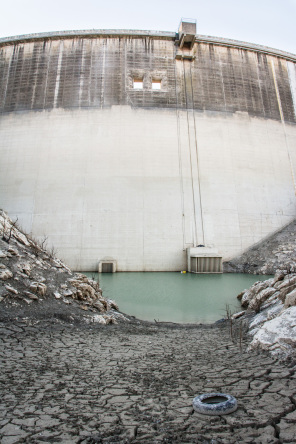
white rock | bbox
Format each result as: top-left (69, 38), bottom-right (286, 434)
top-left (103, 315), bottom-right (117, 324)
top-left (8, 246), bottom-right (18, 255)
top-left (23, 298), bottom-right (33, 304)
top-left (248, 306), bottom-right (296, 356)
top-left (271, 272), bottom-right (285, 285)
top-left (62, 298), bottom-right (71, 304)
top-left (107, 299), bottom-right (119, 310)
top-left (92, 315), bottom-right (107, 324)
top-left (248, 287), bottom-right (277, 311)
top-left (29, 282), bottom-right (47, 296)
top-left (261, 292), bottom-right (281, 310)
top-left (92, 300), bottom-right (105, 311)
top-left (249, 300), bottom-right (284, 331)
top-left (249, 326), bottom-right (260, 336)
top-left (241, 280), bottom-right (271, 307)
top-left (17, 262), bottom-right (32, 276)
top-left (5, 285), bottom-right (18, 295)
top-left (232, 311), bottom-right (245, 320)
top-left (249, 312), bottom-right (268, 331)
top-left (276, 275), bottom-right (296, 290)
top-left (0, 268), bottom-right (13, 280)
top-left (241, 290), bottom-right (252, 307)
top-left (284, 288), bottom-right (296, 308)
top-left (24, 291), bottom-right (39, 300)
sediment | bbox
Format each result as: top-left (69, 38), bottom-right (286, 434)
top-left (1, 317), bottom-right (296, 443)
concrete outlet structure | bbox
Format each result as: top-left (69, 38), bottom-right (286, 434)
top-left (0, 20), bottom-right (296, 271)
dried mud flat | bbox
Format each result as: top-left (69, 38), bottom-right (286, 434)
top-left (1, 314), bottom-right (296, 444)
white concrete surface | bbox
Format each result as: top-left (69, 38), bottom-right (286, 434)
top-left (1, 106), bottom-right (296, 271)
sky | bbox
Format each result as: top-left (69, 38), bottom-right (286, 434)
top-left (0, 0), bottom-right (295, 55)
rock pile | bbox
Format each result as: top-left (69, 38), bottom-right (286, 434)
top-left (235, 271), bottom-right (296, 357)
top-left (0, 210), bottom-right (125, 324)
top-left (224, 218), bottom-right (296, 274)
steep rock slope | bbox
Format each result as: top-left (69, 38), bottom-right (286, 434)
top-left (224, 219), bottom-right (296, 275)
top-left (0, 210), bottom-right (125, 324)
top-left (235, 271), bottom-right (296, 357)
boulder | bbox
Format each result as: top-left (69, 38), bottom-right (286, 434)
top-left (249, 299), bottom-right (284, 332)
top-left (108, 299), bottom-right (119, 311)
top-left (5, 285), bottom-right (18, 295)
top-left (241, 280), bottom-right (272, 308)
top-left (62, 289), bottom-right (73, 297)
top-left (236, 290), bottom-right (245, 301)
top-left (92, 315), bottom-right (107, 324)
top-left (29, 282), bottom-right (47, 296)
top-left (0, 250), bottom-right (7, 258)
top-left (68, 276), bottom-right (101, 302)
top-left (284, 288), bottom-right (296, 308)
top-left (248, 306), bottom-right (296, 356)
top-left (232, 310), bottom-right (245, 320)
top-left (248, 287), bottom-right (277, 312)
top-left (92, 300), bottom-right (106, 312)
top-left (275, 274), bottom-right (296, 290)
top-left (0, 268), bottom-right (13, 280)
top-left (7, 246), bottom-right (19, 256)
top-left (17, 262), bottom-right (32, 276)
top-left (271, 271), bottom-right (285, 285)
top-left (24, 291), bottom-right (39, 300)
top-left (278, 284), bottom-right (296, 302)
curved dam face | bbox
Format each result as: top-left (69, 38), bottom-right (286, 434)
top-left (0, 29), bottom-right (296, 271)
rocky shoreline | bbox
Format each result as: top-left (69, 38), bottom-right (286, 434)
top-left (221, 217), bottom-right (296, 360)
top-left (233, 271), bottom-right (296, 358)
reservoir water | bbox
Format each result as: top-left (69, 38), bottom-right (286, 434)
top-left (87, 272), bottom-right (272, 324)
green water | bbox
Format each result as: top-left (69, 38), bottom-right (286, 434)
top-left (86, 272), bottom-right (272, 324)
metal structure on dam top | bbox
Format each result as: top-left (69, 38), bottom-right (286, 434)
top-left (0, 19), bottom-right (296, 272)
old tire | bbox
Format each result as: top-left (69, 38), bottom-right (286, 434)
top-left (193, 393), bottom-right (237, 415)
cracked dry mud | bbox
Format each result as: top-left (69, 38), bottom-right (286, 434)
top-left (1, 320), bottom-right (296, 443)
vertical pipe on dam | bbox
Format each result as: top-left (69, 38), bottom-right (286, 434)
top-left (174, 44), bottom-right (187, 252)
top-left (189, 61), bottom-right (205, 246)
top-left (183, 58), bottom-right (199, 246)
top-left (181, 57), bottom-right (205, 247)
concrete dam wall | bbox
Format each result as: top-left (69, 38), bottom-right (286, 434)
top-left (1, 25), bottom-right (296, 271)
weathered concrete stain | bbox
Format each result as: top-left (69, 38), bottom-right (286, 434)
top-left (0, 35), bottom-right (295, 122)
